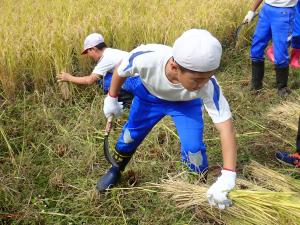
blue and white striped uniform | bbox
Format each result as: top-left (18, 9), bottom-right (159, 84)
top-left (114, 44), bottom-right (232, 173)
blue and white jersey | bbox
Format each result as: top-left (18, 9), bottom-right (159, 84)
top-left (265, 0), bottom-right (298, 7)
top-left (117, 44), bottom-right (231, 123)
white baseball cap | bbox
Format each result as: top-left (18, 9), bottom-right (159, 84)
top-left (81, 33), bottom-right (105, 55)
top-left (173, 29), bottom-right (222, 72)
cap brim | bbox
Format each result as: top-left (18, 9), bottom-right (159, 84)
top-left (81, 49), bottom-right (88, 55)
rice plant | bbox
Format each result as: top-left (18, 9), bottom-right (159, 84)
top-left (0, 0), bottom-right (250, 98)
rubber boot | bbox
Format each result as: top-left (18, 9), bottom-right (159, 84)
top-left (290, 48), bottom-right (300, 69)
top-left (118, 90), bottom-right (134, 109)
top-left (265, 45), bottom-right (274, 63)
top-left (96, 149), bottom-right (133, 192)
top-left (251, 61), bottom-right (265, 90)
top-left (275, 66), bottom-right (291, 97)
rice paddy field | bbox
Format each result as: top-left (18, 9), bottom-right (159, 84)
top-left (1, 0), bottom-right (300, 224)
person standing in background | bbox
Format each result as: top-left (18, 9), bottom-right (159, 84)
top-left (243, 0), bottom-right (298, 97)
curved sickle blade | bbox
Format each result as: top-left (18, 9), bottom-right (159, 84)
top-left (234, 13), bottom-right (258, 47)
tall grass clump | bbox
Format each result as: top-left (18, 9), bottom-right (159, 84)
top-left (0, 0), bottom-right (251, 98)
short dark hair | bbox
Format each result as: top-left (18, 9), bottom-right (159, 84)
top-left (95, 42), bottom-right (107, 50)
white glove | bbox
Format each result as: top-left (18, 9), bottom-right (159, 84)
top-left (103, 95), bottom-right (123, 118)
top-left (243, 10), bottom-right (255, 23)
top-left (206, 169), bottom-right (236, 209)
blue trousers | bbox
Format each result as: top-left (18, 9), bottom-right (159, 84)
top-left (115, 79), bottom-right (208, 173)
top-left (292, 2), bottom-right (300, 48)
top-left (251, 3), bottom-right (295, 67)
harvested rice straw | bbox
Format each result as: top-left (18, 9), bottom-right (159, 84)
top-left (244, 160), bottom-right (300, 192)
top-left (267, 98), bottom-right (300, 131)
top-left (151, 179), bottom-right (300, 225)
top-left (58, 82), bottom-right (71, 100)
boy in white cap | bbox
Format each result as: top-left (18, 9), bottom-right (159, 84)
top-left (97, 29), bottom-right (238, 209)
top-left (57, 33), bottom-right (138, 106)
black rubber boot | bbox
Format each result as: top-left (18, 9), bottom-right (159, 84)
top-left (118, 90), bottom-right (134, 109)
top-left (251, 61), bottom-right (265, 90)
top-left (96, 149), bottom-right (133, 192)
top-left (275, 66), bottom-right (291, 97)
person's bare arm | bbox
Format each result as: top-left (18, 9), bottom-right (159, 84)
top-left (57, 72), bottom-right (99, 85)
top-left (108, 67), bottom-right (127, 97)
top-left (251, 0), bottom-right (263, 12)
top-left (214, 118), bottom-right (237, 171)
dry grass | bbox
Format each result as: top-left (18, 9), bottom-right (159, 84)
top-left (244, 160), bottom-right (300, 192)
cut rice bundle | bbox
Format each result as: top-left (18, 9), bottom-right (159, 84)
top-left (152, 177), bottom-right (300, 225)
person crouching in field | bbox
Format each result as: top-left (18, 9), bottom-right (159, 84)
top-left (243, 0), bottom-right (298, 97)
top-left (276, 116), bottom-right (300, 167)
top-left (57, 33), bottom-right (138, 107)
top-left (97, 29), bottom-right (238, 209)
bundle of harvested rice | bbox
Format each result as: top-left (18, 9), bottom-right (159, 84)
top-left (244, 160), bottom-right (300, 192)
top-left (266, 98), bottom-right (300, 131)
top-left (151, 178), bottom-right (300, 225)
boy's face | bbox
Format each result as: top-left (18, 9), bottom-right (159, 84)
top-left (86, 47), bottom-right (101, 61)
top-left (178, 69), bottom-right (214, 92)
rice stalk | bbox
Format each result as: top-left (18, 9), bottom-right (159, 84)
top-left (236, 112), bottom-right (295, 147)
top-left (266, 98), bottom-right (300, 131)
top-left (151, 178), bottom-right (300, 225)
top-left (0, 0), bottom-right (250, 98)
top-left (244, 160), bottom-right (300, 192)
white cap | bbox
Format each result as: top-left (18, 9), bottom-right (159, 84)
top-left (81, 33), bottom-right (104, 55)
top-left (173, 29), bottom-right (222, 72)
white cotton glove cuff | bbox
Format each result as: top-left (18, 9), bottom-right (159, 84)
top-left (243, 10), bottom-right (255, 23)
top-left (103, 95), bottom-right (123, 118)
top-left (218, 169), bottom-right (236, 185)
top-left (206, 169), bottom-right (236, 209)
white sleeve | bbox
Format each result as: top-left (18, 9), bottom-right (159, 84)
top-left (92, 57), bottom-right (115, 77)
top-left (117, 49), bottom-right (154, 77)
top-left (200, 76), bottom-right (232, 124)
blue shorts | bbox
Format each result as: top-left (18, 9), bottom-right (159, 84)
top-left (115, 78), bottom-right (208, 173)
top-left (251, 3), bottom-right (295, 67)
